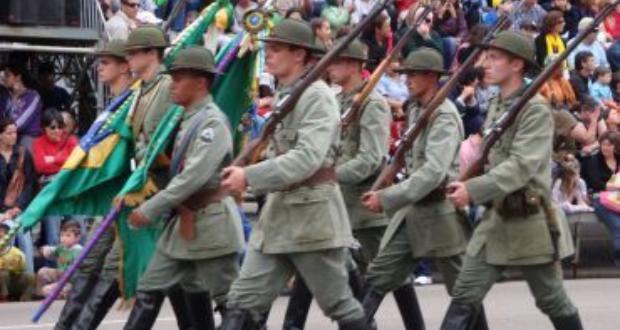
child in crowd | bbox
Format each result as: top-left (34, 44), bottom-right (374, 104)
top-left (590, 66), bottom-right (614, 108)
top-left (35, 220), bottom-right (82, 298)
top-left (0, 223), bottom-right (33, 302)
top-left (552, 153), bottom-right (594, 214)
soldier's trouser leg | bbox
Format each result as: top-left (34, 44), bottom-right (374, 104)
top-left (363, 224), bottom-right (424, 329)
top-left (353, 227), bottom-right (386, 272)
top-left (227, 248), bottom-right (365, 326)
top-left (55, 222), bottom-right (116, 330)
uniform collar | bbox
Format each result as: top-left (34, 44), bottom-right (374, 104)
top-left (339, 82), bottom-right (365, 99)
top-left (500, 80), bottom-right (528, 105)
top-left (141, 65), bottom-right (167, 91)
top-left (184, 94), bottom-right (213, 120)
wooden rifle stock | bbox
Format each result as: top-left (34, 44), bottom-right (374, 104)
top-left (340, 6), bottom-right (434, 134)
top-left (232, 0), bottom-right (393, 166)
top-left (369, 11), bottom-right (512, 191)
top-left (457, 0), bottom-right (620, 183)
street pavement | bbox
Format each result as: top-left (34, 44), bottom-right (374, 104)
top-left (1, 278), bottom-right (618, 329)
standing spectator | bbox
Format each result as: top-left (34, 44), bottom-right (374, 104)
top-left (32, 110), bottom-right (79, 246)
top-left (544, 0), bottom-right (582, 38)
top-left (0, 223), bottom-right (33, 302)
top-left (1, 63), bottom-right (43, 151)
top-left (568, 17), bottom-right (609, 70)
top-left (233, 0), bottom-right (258, 32)
top-left (570, 50), bottom-right (596, 102)
top-left (508, 0), bottom-right (547, 32)
top-left (36, 220), bottom-right (83, 298)
top-left (590, 66), bottom-right (614, 107)
top-left (105, 0), bottom-right (139, 40)
top-left (535, 10), bottom-right (566, 67)
top-left (362, 13), bottom-right (392, 72)
top-left (434, 0), bottom-right (468, 68)
top-left (311, 17), bottom-right (333, 49)
top-left (399, 6), bottom-right (444, 59)
top-left (552, 153), bottom-right (593, 213)
top-left (37, 63), bottom-right (71, 112)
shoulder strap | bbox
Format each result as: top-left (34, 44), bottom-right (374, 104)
top-left (170, 110), bottom-right (210, 175)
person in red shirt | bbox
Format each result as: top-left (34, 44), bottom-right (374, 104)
top-left (604, 4), bottom-right (620, 42)
top-left (32, 109), bottom-right (77, 179)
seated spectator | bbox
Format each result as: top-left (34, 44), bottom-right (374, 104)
top-left (345, 0), bottom-right (378, 25)
top-left (454, 24), bottom-right (489, 69)
top-left (475, 70), bottom-right (499, 115)
top-left (569, 50), bottom-right (596, 102)
top-left (257, 73), bottom-right (275, 118)
top-left (568, 17), bottom-right (609, 70)
top-left (399, 6), bottom-right (444, 60)
top-left (459, 116), bottom-right (483, 177)
top-left (434, 0), bottom-right (468, 68)
top-left (37, 63), bottom-right (71, 112)
top-left (0, 223), bottom-right (33, 302)
top-left (590, 66), bottom-right (614, 108)
top-left (573, 96), bottom-right (607, 155)
top-left (450, 67), bottom-right (485, 137)
top-left (612, 71), bottom-right (620, 104)
top-left (579, 131), bottom-right (620, 194)
top-left (543, 0), bottom-right (582, 38)
top-left (375, 58), bottom-right (408, 153)
top-left (508, 0), bottom-right (547, 32)
top-left (535, 10), bottom-right (566, 67)
top-left (552, 153), bottom-right (594, 213)
top-left (1, 63), bottom-right (43, 151)
top-left (311, 17), bottom-right (333, 49)
top-left (603, 4), bottom-right (620, 43)
top-left (519, 19), bottom-right (540, 39)
top-left (540, 55), bottom-right (577, 111)
top-left (362, 13), bottom-right (392, 72)
top-left (105, 0), bottom-right (139, 40)
top-left (60, 110), bottom-right (79, 138)
top-left (321, 0), bottom-right (351, 34)
top-left (284, 7), bottom-right (306, 20)
top-left (36, 220), bottom-right (82, 298)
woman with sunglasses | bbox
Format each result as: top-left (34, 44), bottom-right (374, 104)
top-left (105, 0), bottom-right (139, 40)
top-left (32, 109), bottom-right (78, 246)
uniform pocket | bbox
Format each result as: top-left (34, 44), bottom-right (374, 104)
top-left (504, 215), bottom-right (554, 259)
top-left (283, 187), bottom-right (335, 242)
top-left (188, 203), bottom-right (232, 250)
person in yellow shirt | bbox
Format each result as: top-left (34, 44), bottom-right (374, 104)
top-left (0, 223), bottom-right (33, 301)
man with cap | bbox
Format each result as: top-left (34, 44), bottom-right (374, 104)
top-left (219, 18), bottom-right (367, 329)
top-left (360, 47), bottom-right (486, 329)
top-left (282, 39), bottom-right (425, 330)
top-left (124, 46), bottom-right (244, 330)
top-left (52, 39), bottom-right (134, 330)
top-left (444, 31), bottom-right (582, 329)
top-left (567, 17), bottom-right (609, 70)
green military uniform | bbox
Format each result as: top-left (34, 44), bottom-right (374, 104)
top-left (441, 31), bottom-right (581, 330)
top-left (361, 49), bottom-right (472, 329)
top-left (223, 19), bottom-right (366, 330)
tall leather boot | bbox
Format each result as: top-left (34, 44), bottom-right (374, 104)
top-left (348, 268), bottom-right (365, 300)
top-left (123, 290), bottom-right (165, 330)
top-left (54, 274), bottom-right (99, 330)
top-left (361, 287), bottom-right (385, 326)
top-left (472, 306), bottom-right (490, 330)
top-left (550, 313), bottom-right (584, 330)
top-left (393, 282), bottom-right (425, 330)
top-left (282, 277), bottom-right (313, 330)
top-left (256, 309), bottom-right (270, 330)
top-left (71, 277), bottom-right (120, 330)
top-left (184, 291), bottom-right (216, 330)
top-left (168, 286), bottom-right (193, 330)
top-left (440, 301), bottom-right (480, 330)
top-left (219, 309), bottom-right (252, 330)
top-left (338, 317), bottom-right (368, 330)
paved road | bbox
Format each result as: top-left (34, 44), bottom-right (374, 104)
top-left (1, 278), bottom-right (618, 329)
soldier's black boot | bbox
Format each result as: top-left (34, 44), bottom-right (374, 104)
top-left (550, 313), bottom-right (584, 330)
top-left (71, 277), bottom-right (120, 330)
top-left (282, 277), bottom-right (313, 330)
top-left (348, 268), bottom-right (365, 300)
top-left (168, 286), bottom-right (193, 330)
top-left (472, 306), bottom-right (490, 330)
top-left (393, 282), bottom-right (426, 330)
top-left (361, 287), bottom-right (384, 326)
top-left (338, 317), bottom-right (368, 330)
top-left (219, 309), bottom-right (252, 330)
top-left (123, 290), bottom-right (165, 330)
top-left (440, 301), bottom-right (479, 330)
top-left (184, 291), bottom-right (216, 330)
top-left (54, 274), bottom-right (99, 330)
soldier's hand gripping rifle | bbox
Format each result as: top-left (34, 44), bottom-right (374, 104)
top-left (232, 0), bottom-right (393, 166)
top-left (458, 0), bottom-right (620, 184)
top-left (368, 9), bottom-right (512, 192)
top-left (340, 5), bottom-right (434, 134)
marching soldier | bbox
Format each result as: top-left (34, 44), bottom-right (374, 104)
top-left (283, 40), bottom-right (425, 330)
top-left (124, 47), bottom-right (244, 330)
top-left (219, 19), bottom-right (367, 329)
top-left (360, 47), bottom-right (487, 329)
top-left (443, 31), bottom-right (582, 329)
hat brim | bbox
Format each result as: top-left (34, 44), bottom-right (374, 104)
top-left (164, 66), bottom-right (221, 76)
top-left (259, 36), bottom-right (324, 52)
top-left (124, 44), bottom-right (169, 51)
top-left (476, 42), bottom-right (541, 71)
top-left (95, 50), bottom-right (126, 59)
top-left (394, 67), bottom-right (450, 75)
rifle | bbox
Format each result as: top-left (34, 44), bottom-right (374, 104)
top-left (232, 0), bottom-right (394, 166)
top-left (458, 0), bottom-right (620, 183)
top-left (340, 5), bottom-right (434, 135)
top-left (369, 9), bottom-right (512, 191)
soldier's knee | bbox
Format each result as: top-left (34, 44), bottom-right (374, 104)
top-left (451, 279), bottom-right (486, 305)
top-left (534, 290), bottom-right (577, 318)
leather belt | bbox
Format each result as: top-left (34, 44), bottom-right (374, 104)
top-left (285, 167), bottom-right (338, 191)
top-left (175, 187), bottom-right (228, 241)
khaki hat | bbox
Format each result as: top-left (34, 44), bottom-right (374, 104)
top-left (395, 47), bottom-right (448, 74)
top-left (260, 18), bottom-right (322, 52)
top-left (478, 31), bottom-right (540, 71)
top-left (165, 47), bottom-right (220, 75)
top-left (334, 39), bottom-right (367, 62)
top-left (125, 25), bottom-right (168, 51)
top-left (96, 39), bottom-right (127, 60)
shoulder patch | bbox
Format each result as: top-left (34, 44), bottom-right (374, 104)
top-left (200, 127), bottom-right (215, 143)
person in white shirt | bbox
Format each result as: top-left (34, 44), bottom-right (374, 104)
top-left (105, 0), bottom-right (139, 40)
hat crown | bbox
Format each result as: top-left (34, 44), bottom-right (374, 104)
top-left (97, 39), bottom-right (127, 59)
top-left (401, 47), bottom-right (444, 72)
top-left (488, 31), bottom-right (536, 65)
top-left (336, 39), bottom-right (367, 61)
top-left (126, 25), bottom-right (167, 49)
top-left (266, 18), bottom-right (316, 48)
top-left (169, 47), bottom-right (217, 73)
